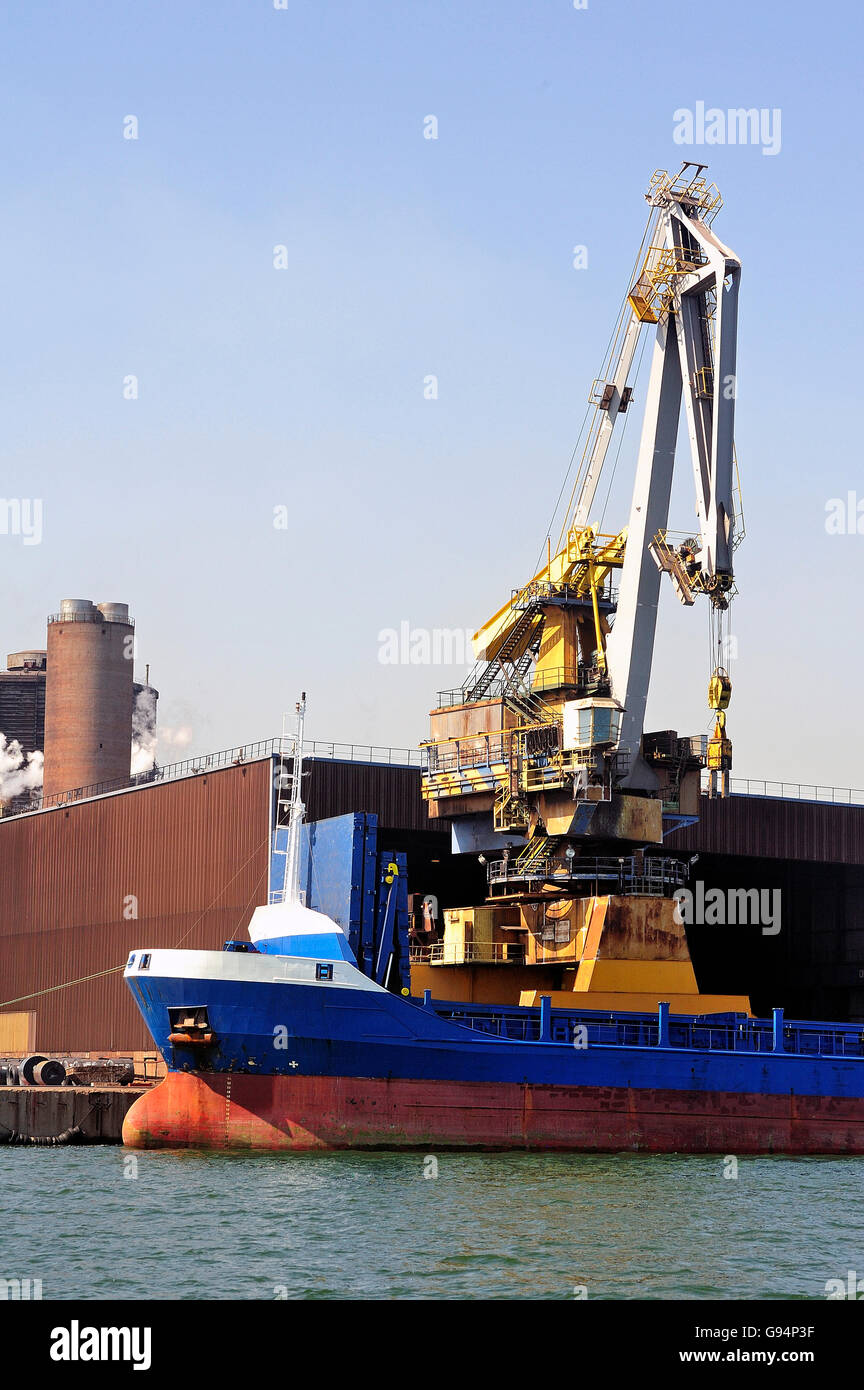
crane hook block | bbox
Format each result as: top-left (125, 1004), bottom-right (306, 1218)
top-left (708, 669), bottom-right (732, 711)
top-left (707, 715), bottom-right (733, 771)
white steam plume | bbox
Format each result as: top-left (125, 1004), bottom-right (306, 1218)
top-left (131, 687), bottom-right (193, 774)
top-left (131, 686), bottom-right (158, 774)
top-left (0, 733), bottom-right (44, 799)
top-left (159, 727), bottom-right (193, 751)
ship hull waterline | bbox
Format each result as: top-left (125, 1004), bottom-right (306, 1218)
top-left (122, 1069), bottom-right (864, 1154)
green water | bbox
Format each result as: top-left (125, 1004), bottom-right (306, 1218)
top-left (1, 1148), bottom-right (861, 1300)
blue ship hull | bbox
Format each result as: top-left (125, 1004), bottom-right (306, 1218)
top-left (121, 947), bottom-right (864, 1152)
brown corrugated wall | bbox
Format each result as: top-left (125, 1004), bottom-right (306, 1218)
top-left (304, 758), bottom-right (433, 831)
top-left (666, 794), bottom-right (864, 865)
top-left (0, 761), bottom-right (272, 1051)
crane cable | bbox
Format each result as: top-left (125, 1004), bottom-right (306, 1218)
top-left (541, 199), bottom-right (659, 565)
top-left (597, 324), bottom-right (650, 534)
top-left (707, 596), bottom-right (734, 734)
top-left (536, 233), bottom-right (647, 573)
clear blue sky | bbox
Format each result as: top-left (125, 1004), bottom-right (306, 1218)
top-left (1, 0), bottom-right (860, 786)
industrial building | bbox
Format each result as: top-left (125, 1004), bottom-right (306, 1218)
top-left (43, 599), bottom-right (136, 799)
top-left (0, 650), bottom-right (46, 757)
top-left (0, 600), bottom-right (158, 814)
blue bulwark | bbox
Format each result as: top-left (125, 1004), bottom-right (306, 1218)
top-left (374, 851), bottom-right (409, 990)
top-left (270, 812), bottom-right (410, 991)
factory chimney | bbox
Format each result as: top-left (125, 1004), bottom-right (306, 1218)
top-left (42, 600), bottom-right (135, 799)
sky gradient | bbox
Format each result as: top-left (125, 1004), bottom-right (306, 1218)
top-left (1, 1), bottom-right (860, 789)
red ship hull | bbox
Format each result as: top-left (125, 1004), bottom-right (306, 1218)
top-left (122, 1070), bottom-right (864, 1154)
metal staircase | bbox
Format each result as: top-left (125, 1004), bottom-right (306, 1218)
top-left (465, 608), bottom-right (542, 702)
top-left (513, 833), bottom-right (554, 873)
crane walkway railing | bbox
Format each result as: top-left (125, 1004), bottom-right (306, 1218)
top-left (701, 773), bottom-right (864, 808)
top-left (436, 664), bottom-right (609, 708)
top-left (412, 943), bottom-right (526, 966)
top-left (486, 853), bottom-right (688, 896)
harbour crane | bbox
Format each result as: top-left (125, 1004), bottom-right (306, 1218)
top-left (419, 166), bottom-right (746, 1013)
top-left (435, 163), bottom-right (742, 832)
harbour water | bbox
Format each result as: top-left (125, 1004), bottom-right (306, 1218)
top-left (2, 1148), bottom-right (862, 1301)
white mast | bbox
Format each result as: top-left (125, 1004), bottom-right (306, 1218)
top-left (249, 689), bottom-right (355, 962)
top-left (281, 692), bottom-right (306, 905)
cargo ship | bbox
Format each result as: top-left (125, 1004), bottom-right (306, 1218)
top-left (122, 925), bottom-right (864, 1154)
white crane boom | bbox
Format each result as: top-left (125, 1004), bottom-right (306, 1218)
top-left (604, 166), bottom-right (741, 789)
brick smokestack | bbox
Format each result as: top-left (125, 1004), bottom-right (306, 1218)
top-left (43, 600), bottom-right (135, 799)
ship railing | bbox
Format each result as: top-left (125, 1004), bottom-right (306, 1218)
top-left (432, 1008), bottom-right (660, 1046)
top-left (426, 1002), bottom-right (864, 1058)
